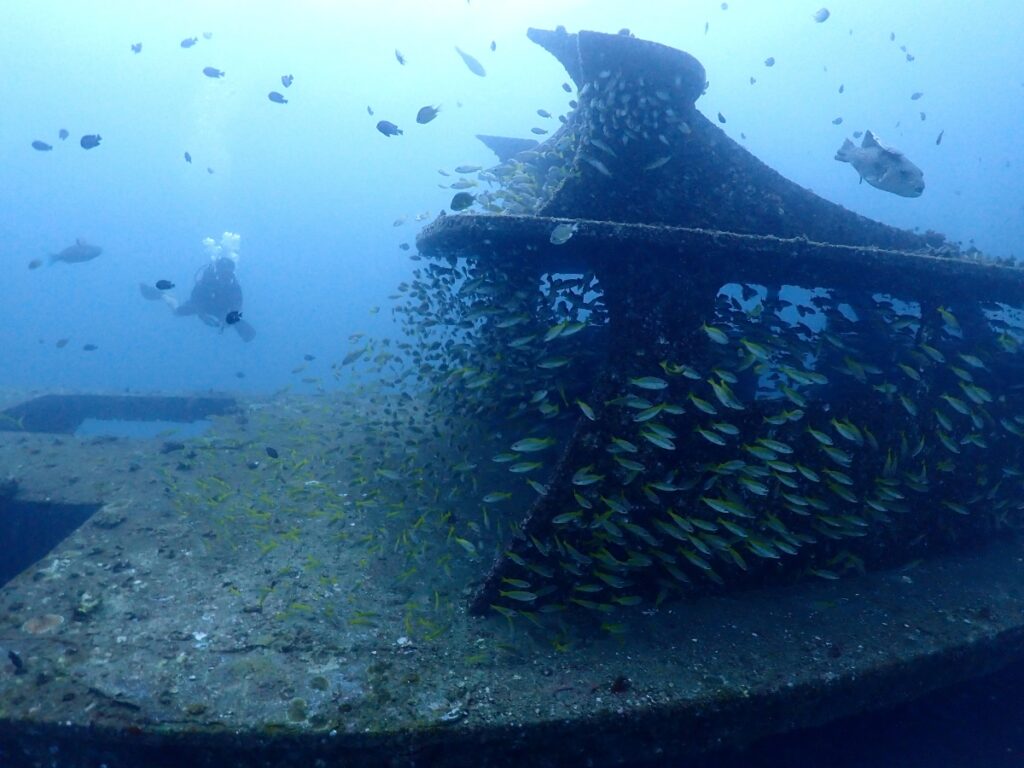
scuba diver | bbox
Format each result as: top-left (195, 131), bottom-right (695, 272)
top-left (140, 251), bottom-right (256, 342)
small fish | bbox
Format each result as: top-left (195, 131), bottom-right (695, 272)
top-left (206, 167), bottom-right (214, 174)
top-left (80, 134), bottom-right (101, 149)
top-left (630, 376), bottom-right (668, 390)
top-left (454, 46), bottom-right (486, 76)
top-left (936, 129), bottom-right (944, 146)
top-left (562, 82), bottom-right (572, 92)
top-left (155, 279), bottom-right (175, 290)
top-left (702, 323), bottom-right (729, 344)
top-left (366, 105), bottom-right (374, 116)
top-left (511, 437), bottom-right (555, 452)
top-left (82, 344), bottom-right (98, 351)
top-left (450, 192), bottom-right (475, 211)
top-left (180, 37), bottom-right (198, 48)
top-left (50, 239), bottom-right (102, 265)
top-left (265, 446), bottom-right (279, 459)
top-left (453, 164), bottom-right (481, 173)
top-left (549, 222), bottom-right (577, 245)
top-left (839, 84), bottom-right (844, 94)
top-left (764, 56), bottom-right (775, 67)
top-left (395, 49), bottom-right (406, 65)
top-left (28, 258), bottom-right (43, 270)
top-left (225, 310), bottom-right (243, 324)
top-left (131, 43), bottom-right (142, 53)
top-left (717, 112), bottom-right (726, 123)
top-left (268, 92), bottom-right (287, 104)
top-left (416, 105), bottom-right (440, 124)
top-left (31, 140), bottom-right (52, 151)
top-left (911, 91), bottom-right (923, 100)
top-left (832, 117), bottom-right (843, 125)
top-left (376, 120), bottom-right (402, 136)
top-left (202, 66), bottom-right (224, 78)
top-left (531, 127), bottom-right (548, 135)
top-left (281, 74), bottom-right (293, 88)
top-left (58, 129), bottom-right (68, 140)
top-left (184, 151), bottom-right (192, 163)
top-left (813, 8), bottom-right (830, 22)
top-left (835, 130), bottom-right (924, 197)
top-left (490, 40), bottom-right (496, 51)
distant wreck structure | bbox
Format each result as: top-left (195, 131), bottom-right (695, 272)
top-left (416, 27), bottom-right (1024, 619)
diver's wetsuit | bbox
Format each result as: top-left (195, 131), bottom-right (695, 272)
top-left (172, 258), bottom-right (255, 341)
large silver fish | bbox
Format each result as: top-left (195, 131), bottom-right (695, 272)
top-left (835, 130), bottom-right (924, 197)
top-left (49, 239), bottom-right (102, 265)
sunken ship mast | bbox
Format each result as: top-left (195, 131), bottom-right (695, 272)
top-left (417, 28), bottom-right (1024, 617)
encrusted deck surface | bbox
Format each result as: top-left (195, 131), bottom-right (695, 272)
top-left (2, 391), bottom-right (1023, 767)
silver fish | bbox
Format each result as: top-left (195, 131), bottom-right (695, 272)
top-left (834, 130), bottom-right (924, 197)
top-left (50, 239), bottom-right (102, 265)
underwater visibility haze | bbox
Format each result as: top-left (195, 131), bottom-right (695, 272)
top-left (1, 1), bottom-right (1024, 767)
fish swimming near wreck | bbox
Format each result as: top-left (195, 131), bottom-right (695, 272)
top-left (49, 239), bottom-right (102, 265)
top-left (834, 130), bottom-right (924, 197)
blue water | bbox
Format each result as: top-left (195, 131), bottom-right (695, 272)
top-left (2, 0), bottom-right (1020, 396)
top-left (2, 1), bottom-right (1023, 765)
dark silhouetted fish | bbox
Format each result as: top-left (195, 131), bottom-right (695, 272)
top-left (56, 338), bottom-right (69, 348)
top-left (265, 446), bottom-right (279, 459)
top-left (180, 37), bottom-right (198, 48)
top-left (131, 42), bottom-right (142, 53)
top-left (28, 258), bottom-right (43, 270)
top-left (203, 66), bottom-right (224, 78)
top-left (58, 129), bottom-right (68, 140)
top-left (50, 239), bottom-right (103, 265)
top-left (155, 280), bottom-right (175, 290)
top-left (395, 49), bottom-right (406, 65)
top-left (454, 46), bottom-right (486, 76)
top-left (226, 310), bottom-right (243, 325)
top-left (450, 192), bottom-right (475, 211)
top-left (416, 105), bottom-right (440, 124)
top-left (813, 8), bottom-right (830, 22)
top-left (281, 74), bottom-right (293, 88)
top-left (82, 344), bottom-right (98, 352)
top-left (80, 134), bottom-right (101, 149)
top-left (376, 120), bottom-right (402, 136)
top-left (31, 140), bottom-right (52, 151)
top-left (764, 56), bottom-right (775, 67)
top-left (268, 92), bottom-right (287, 104)
top-left (184, 151), bottom-right (192, 163)
top-left (366, 105), bottom-right (374, 115)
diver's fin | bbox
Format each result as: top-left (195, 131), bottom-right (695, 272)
top-left (234, 320), bottom-right (256, 342)
top-left (139, 283), bottom-right (163, 300)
